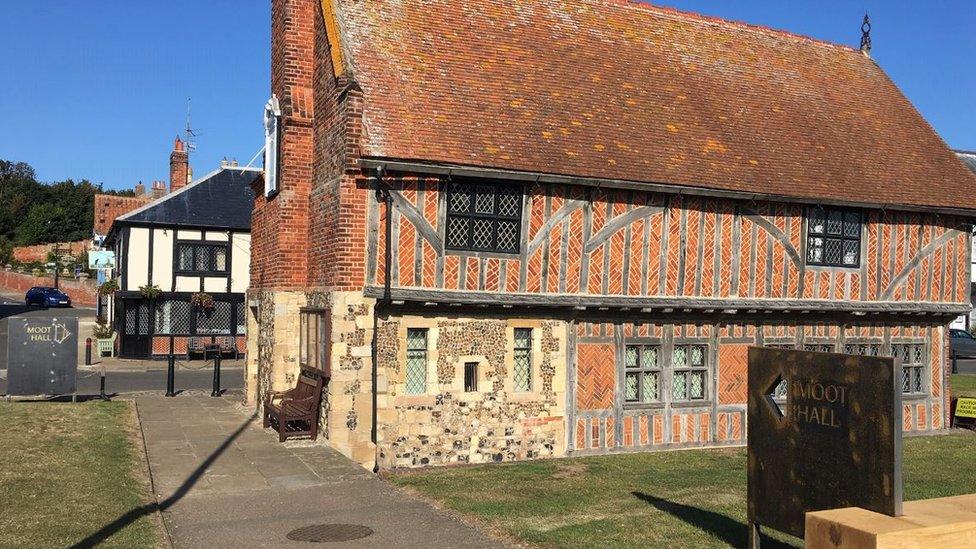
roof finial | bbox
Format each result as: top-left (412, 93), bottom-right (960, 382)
top-left (860, 12), bottom-right (872, 56)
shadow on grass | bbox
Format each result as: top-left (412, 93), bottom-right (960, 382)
top-left (631, 492), bottom-right (796, 548)
top-left (68, 411), bottom-right (258, 548)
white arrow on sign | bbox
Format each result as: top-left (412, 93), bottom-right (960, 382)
top-left (53, 323), bottom-right (72, 345)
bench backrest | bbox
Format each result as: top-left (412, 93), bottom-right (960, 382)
top-left (290, 372), bottom-right (324, 411)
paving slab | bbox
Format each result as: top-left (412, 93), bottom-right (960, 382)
top-left (135, 394), bottom-right (503, 548)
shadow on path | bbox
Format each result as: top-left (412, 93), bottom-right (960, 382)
top-left (69, 411), bottom-right (258, 548)
top-left (631, 492), bottom-right (797, 548)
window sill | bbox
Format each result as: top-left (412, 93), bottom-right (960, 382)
top-left (175, 271), bottom-right (230, 277)
top-left (671, 400), bottom-right (711, 409)
top-left (804, 264), bottom-right (860, 272)
top-left (623, 402), bottom-right (665, 411)
top-left (443, 249), bottom-right (521, 260)
top-left (901, 394), bottom-right (928, 401)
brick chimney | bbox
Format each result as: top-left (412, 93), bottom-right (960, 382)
top-left (170, 136), bottom-right (189, 192)
top-left (151, 180), bottom-right (167, 199)
top-left (134, 181), bottom-right (146, 197)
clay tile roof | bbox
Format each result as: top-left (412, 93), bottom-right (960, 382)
top-left (331, 0), bottom-right (976, 211)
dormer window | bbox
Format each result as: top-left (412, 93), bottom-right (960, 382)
top-left (806, 207), bottom-right (862, 268)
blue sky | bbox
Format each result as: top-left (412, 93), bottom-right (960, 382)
top-left (0, 1), bottom-right (973, 190)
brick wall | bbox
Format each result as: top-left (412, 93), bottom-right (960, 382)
top-left (94, 195), bottom-right (152, 235)
top-left (0, 270), bottom-right (97, 307)
top-left (12, 240), bottom-right (89, 263)
top-left (250, 0), bottom-right (316, 291)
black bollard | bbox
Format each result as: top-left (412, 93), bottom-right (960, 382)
top-left (165, 354), bottom-right (176, 397)
top-left (99, 367), bottom-right (108, 401)
top-left (85, 338), bottom-right (92, 366)
top-left (211, 354), bottom-right (221, 397)
top-left (952, 349), bottom-right (958, 375)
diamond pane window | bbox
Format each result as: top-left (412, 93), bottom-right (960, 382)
top-left (444, 180), bottom-right (523, 253)
top-left (806, 207), bottom-right (861, 267)
top-left (405, 328), bottom-right (428, 395)
top-left (891, 343), bottom-right (926, 395)
top-left (176, 242), bottom-right (230, 274)
top-left (154, 300), bottom-right (192, 335)
top-left (673, 345), bottom-right (707, 402)
top-left (236, 302), bottom-right (246, 334)
top-left (774, 379), bottom-right (788, 398)
top-left (513, 328), bottom-right (532, 392)
top-left (196, 301), bottom-right (232, 335)
top-left (624, 345), bottom-right (661, 404)
top-left (672, 372), bottom-right (687, 400)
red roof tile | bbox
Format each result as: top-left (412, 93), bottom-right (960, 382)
top-left (333, 0), bottom-right (976, 211)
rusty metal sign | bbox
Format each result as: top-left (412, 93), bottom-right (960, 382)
top-left (747, 347), bottom-right (902, 540)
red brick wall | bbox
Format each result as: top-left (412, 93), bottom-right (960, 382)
top-left (371, 179), bottom-right (971, 305)
top-left (251, 0), bottom-right (316, 291)
top-left (0, 270), bottom-right (97, 306)
top-left (12, 241), bottom-right (89, 263)
top-left (94, 195), bottom-right (152, 235)
top-left (170, 138), bottom-right (189, 192)
top-left (253, 0), bottom-right (369, 293)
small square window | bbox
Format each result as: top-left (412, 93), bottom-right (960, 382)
top-left (445, 180), bottom-right (523, 254)
top-left (806, 207), bottom-right (861, 268)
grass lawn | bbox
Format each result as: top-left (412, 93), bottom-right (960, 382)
top-left (0, 401), bottom-right (162, 548)
top-left (951, 374), bottom-right (976, 397)
top-left (389, 433), bottom-right (976, 548)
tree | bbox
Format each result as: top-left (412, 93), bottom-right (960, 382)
top-left (0, 158), bottom-right (134, 246)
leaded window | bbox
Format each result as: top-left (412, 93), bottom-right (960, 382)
top-left (844, 343), bottom-right (882, 357)
top-left (765, 343), bottom-right (795, 399)
top-left (445, 181), bottom-right (522, 253)
top-left (300, 309), bottom-right (330, 374)
top-left (405, 328), bottom-right (428, 395)
top-left (513, 328), bottom-right (532, 392)
top-left (196, 301), bottom-right (233, 335)
top-left (804, 343), bottom-right (836, 353)
top-left (806, 207), bottom-right (862, 267)
top-left (624, 345), bottom-right (661, 404)
top-left (891, 343), bottom-right (925, 395)
top-left (672, 345), bottom-right (707, 401)
top-left (236, 302), bottom-right (247, 335)
top-left (176, 242), bottom-right (229, 274)
top-left (154, 301), bottom-right (191, 335)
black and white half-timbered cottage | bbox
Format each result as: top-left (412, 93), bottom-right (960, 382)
top-left (105, 166), bottom-right (258, 358)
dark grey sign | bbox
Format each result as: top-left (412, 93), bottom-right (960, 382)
top-left (6, 316), bottom-right (78, 396)
top-left (747, 347), bottom-right (902, 540)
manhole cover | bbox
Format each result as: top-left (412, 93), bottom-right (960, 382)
top-left (286, 524), bottom-right (374, 543)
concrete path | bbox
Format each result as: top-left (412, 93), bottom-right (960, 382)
top-left (136, 394), bottom-right (503, 548)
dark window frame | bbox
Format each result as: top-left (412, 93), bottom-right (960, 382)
top-left (891, 342), bottom-right (926, 396)
top-left (444, 180), bottom-right (524, 254)
top-left (405, 328), bottom-right (429, 395)
top-left (300, 308), bottom-right (332, 377)
top-left (805, 207), bottom-right (863, 268)
top-left (175, 240), bottom-right (230, 275)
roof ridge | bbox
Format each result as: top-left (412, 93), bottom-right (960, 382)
top-left (611, 0), bottom-right (858, 53)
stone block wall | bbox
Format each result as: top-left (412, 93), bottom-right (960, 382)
top-left (374, 314), bottom-right (567, 468)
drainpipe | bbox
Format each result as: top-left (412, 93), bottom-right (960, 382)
top-left (370, 166), bottom-right (392, 471)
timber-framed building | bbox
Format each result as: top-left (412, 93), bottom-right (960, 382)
top-left (248, 0), bottom-right (976, 469)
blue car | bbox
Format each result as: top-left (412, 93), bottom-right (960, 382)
top-left (25, 286), bottom-right (72, 307)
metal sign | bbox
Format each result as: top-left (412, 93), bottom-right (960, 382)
top-left (88, 250), bottom-right (116, 270)
top-left (747, 347), bottom-right (902, 541)
top-left (955, 397), bottom-right (976, 419)
top-left (5, 316), bottom-right (78, 396)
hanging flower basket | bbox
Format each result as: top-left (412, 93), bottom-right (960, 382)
top-left (97, 280), bottom-right (119, 296)
top-left (191, 292), bottom-right (215, 310)
top-left (139, 284), bottom-right (162, 300)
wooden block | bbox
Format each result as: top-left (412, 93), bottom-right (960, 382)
top-left (806, 494), bottom-right (976, 549)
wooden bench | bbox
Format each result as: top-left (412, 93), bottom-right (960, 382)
top-left (263, 369), bottom-right (325, 442)
top-left (187, 337), bottom-right (207, 360)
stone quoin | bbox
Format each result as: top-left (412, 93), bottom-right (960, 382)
top-left (247, 0), bottom-right (976, 470)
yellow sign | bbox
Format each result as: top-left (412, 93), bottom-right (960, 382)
top-left (956, 398), bottom-right (976, 419)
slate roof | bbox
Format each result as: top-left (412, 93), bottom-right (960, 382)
top-left (957, 150), bottom-right (976, 175)
top-left (108, 167), bottom-right (259, 238)
top-left (329, 0), bottom-right (976, 211)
